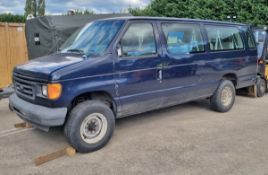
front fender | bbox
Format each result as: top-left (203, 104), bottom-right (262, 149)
top-left (56, 74), bottom-right (118, 108)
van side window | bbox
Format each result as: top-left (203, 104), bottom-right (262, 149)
top-left (161, 23), bottom-right (204, 54)
top-left (120, 23), bottom-right (157, 57)
top-left (205, 25), bottom-right (244, 51)
top-left (247, 31), bottom-right (256, 49)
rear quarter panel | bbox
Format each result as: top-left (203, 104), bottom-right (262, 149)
top-left (200, 24), bottom-right (257, 90)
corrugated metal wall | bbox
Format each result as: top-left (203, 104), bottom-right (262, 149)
top-left (0, 23), bottom-right (28, 89)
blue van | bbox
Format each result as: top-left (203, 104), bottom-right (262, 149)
top-left (10, 17), bottom-right (257, 152)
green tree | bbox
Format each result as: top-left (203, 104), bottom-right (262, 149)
top-left (37, 0), bottom-right (45, 16)
top-left (83, 9), bottom-right (94, 15)
top-left (71, 9), bottom-right (94, 15)
top-left (129, 0), bottom-right (268, 26)
top-left (25, 0), bottom-right (45, 17)
top-left (0, 13), bottom-right (26, 23)
top-left (32, 0), bottom-right (37, 17)
top-left (24, 0), bottom-right (32, 16)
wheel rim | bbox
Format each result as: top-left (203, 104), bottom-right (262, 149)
top-left (221, 86), bottom-right (233, 107)
top-left (80, 113), bottom-right (108, 144)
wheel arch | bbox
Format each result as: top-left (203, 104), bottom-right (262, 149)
top-left (69, 91), bottom-right (117, 117)
top-left (222, 73), bottom-right (238, 87)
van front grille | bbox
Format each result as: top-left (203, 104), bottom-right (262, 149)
top-left (13, 73), bottom-right (36, 100)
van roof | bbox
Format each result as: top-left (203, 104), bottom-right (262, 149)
top-left (252, 26), bottom-right (268, 31)
top-left (102, 16), bottom-right (248, 26)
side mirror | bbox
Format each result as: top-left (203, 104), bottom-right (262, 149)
top-left (117, 44), bottom-right (122, 57)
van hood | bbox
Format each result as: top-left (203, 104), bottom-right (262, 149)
top-left (14, 53), bottom-right (84, 81)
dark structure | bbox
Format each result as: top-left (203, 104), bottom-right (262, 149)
top-left (25, 14), bottom-right (131, 59)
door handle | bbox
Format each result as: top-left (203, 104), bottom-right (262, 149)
top-left (157, 69), bottom-right (163, 82)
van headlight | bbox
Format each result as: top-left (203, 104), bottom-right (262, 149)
top-left (42, 83), bottom-right (62, 100)
top-left (42, 85), bottom-right (48, 96)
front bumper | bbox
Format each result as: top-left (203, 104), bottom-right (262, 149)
top-left (9, 94), bottom-right (67, 130)
top-left (0, 86), bottom-right (14, 100)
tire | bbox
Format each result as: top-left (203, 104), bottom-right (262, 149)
top-left (210, 80), bottom-right (235, 113)
top-left (64, 100), bottom-right (115, 153)
top-left (9, 103), bottom-right (14, 111)
top-left (257, 77), bottom-right (266, 97)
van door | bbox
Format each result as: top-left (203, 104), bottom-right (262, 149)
top-left (159, 22), bottom-right (208, 106)
top-left (115, 21), bottom-right (163, 117)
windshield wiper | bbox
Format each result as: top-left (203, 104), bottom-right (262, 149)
top-left (67, 49), bottom-right (85, 54)
top-left (66, 49), bottom-right (88, 59)
top-left (86, 50), bottom-right (100, 57)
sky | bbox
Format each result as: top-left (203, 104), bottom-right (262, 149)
top-left (0, 0), bottom-right (150, 15)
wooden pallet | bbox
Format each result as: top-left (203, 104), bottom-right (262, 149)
top-left (34, 146), bottom-right (76, 166)
top-left (14, 122), bottom-right (32, 128)
top-left (236, 85), bottom-right (257, 98)
top-left (13, 122), bottom-right (76, 166)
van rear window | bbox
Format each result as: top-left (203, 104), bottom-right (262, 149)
top-left (205, 25), bottom-right (244, 51)
top-left (161, 23), bottom-right (205, 55)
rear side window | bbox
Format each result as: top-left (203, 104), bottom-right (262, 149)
top-left (205, 25), bottom-right (244, 51)
top-left (121, 23), bottom-right (157, 57)
top-left (161, 23), bottom-right (205, 54)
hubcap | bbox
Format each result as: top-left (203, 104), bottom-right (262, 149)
top-left (221, 86), bottom-right (233, 107)
top-left (80, 113), bottom-right (108, 144)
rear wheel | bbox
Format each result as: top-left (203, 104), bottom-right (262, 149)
top-left (210, 80), bottom-right (235, 112)
top-left (64, 100), bottom-right (115, 153)
top-left (257, 77), bottom-right (266, 97)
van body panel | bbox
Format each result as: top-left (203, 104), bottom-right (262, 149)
top-left (114, 21), bottom-right (164, 116)
top-left (14, 53), bottom-right (84, 81)
top-left (10, 17), bottom-right (258, 127)
top-left (48, 54), bottom-right (118, 108)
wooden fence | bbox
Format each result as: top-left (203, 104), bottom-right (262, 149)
top-left (0, 23), bottom-right (28, 89)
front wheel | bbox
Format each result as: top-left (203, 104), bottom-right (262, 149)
top-left (210, 80), bottom-right (235, 113)
top-left (64, 100), bottom-right (115, 153)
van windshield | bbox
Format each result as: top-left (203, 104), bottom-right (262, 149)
top-left (60, 20), bottom-right (124, 57)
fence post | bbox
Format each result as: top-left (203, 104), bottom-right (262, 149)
top-left (6, 23), bottom-right (11, 85)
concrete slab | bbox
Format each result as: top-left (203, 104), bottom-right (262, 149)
top-left (0, 95), bottom-right (268, 175)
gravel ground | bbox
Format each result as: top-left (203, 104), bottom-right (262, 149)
top-left (0, 95), bottom-right (268, 175)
